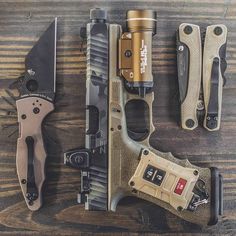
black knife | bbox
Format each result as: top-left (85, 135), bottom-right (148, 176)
top-left (14, 18), bottom-right (57, 210)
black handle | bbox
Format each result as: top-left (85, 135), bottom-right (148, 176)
top-left (206, 58), bottom-right (219, 130)
top-left (25, 136), bottom-right (38, 204)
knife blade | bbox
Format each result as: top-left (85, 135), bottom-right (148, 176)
top-left (15, 18), bottom-right (57, 211)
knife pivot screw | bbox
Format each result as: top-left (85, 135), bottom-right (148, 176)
top-left (130, 181), bottom-right (135, 186)
top-left (143, 150), bottom-right (149, 155)
top-left (124, 50), bottom-right (132, 57)
top-left (214, 26), bottom-right (223, 36)
top-left (117, 125), bottom-right (122, 130)
top-left (21, 179), bottom-right (26, 184)
top-left (184, 25), bottom-right (193, 35)
top-left (178, 45), bottom-right (184, 51)
top-left (21, 114), bottom-right (26, 120)
top-left (193, 170), bottom-right (199, 176)
top-left (185, 119), bottom-right (194, 128)
top-left (33, 107), bottom-right (40, 114)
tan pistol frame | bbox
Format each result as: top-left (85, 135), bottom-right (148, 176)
top-left (108, 24), bottom-right (214, 226)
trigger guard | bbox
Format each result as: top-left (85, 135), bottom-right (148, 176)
top-left (110, 191), bottom-right (131, 211)
top-left (125, 99), bottom-right (150, 142)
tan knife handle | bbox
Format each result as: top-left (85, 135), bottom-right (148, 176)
top-left (16, 96), bottom-right (54, 211)
top-left (178, 23), bottom-right (202, 130)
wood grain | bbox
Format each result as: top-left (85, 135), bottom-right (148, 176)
top-left (0, 0), bottom-right (236, 235)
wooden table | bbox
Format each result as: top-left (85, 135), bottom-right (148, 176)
top-left (0, 0), bottom-right (235, 235)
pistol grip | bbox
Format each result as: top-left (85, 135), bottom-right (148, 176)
top-left (16, 96), bottom-right (54, 210)
top-left (203, 24), bottom-right (227, 131)
top-left (177, 23), bottom-right (202, 130)
top-left (129, 148), bottom-right (223, 226)
top-left (128, 149), bottom-right (200, 211)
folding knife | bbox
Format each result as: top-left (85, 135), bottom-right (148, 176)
top-left (13, 19), bottom-right (57, 210)
top-left (177, 23), bottom-right (227, 131)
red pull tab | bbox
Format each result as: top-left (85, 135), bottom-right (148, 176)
top-left (174, 178), bottom-right (187, 195)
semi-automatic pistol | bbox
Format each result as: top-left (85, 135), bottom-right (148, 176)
top-left (65, 9), bottom-right (223, 225)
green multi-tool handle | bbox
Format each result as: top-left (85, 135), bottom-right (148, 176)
top-left (177, 23), bottom-right (202, 130)
top-left (203, 25), bottom-right (227, 131)
top-left (177, 23), bottom-right (227, 131)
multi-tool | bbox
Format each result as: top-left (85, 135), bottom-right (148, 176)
top-left (64, 8), bottom-right (223, 226)
top-left (10, 19), bottom-right (57, 210)
top-left (177, 23), bottom-right (227, 131)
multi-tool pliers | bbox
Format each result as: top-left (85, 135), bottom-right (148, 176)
top-left (177, 23), bottom-right (227, 131)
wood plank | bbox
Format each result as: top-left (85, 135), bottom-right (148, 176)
top-left (0, 0), bottom-right (236, 235)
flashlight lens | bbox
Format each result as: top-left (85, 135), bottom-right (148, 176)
top-left (126, 10), bottom-right (156, 35)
